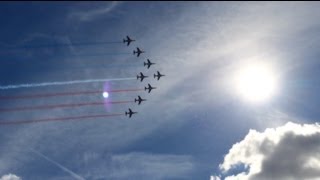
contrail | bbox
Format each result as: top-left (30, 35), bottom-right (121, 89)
top-left (0, 100), bottom-right (133, 112)
top-left (31, 149), bottom-right (86, 180)
top-left (0, 88), bottom-right (144, 100)
top-left (0, 77), bottom-right (135, 90)
top-left (0, 113), bottom-right (123, 126)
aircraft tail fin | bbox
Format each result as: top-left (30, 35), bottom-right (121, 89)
top-left (144, 62), bottom-right (147, 66)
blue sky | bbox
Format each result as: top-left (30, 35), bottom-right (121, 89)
top-left (1, 2), bottom-right (320, 180)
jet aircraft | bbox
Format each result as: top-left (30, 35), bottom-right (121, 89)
top-left (134, 95), bottom-right (146, 105)
top-left (154, 71), bottom-right (165, 80)
top-left (137, 72), bottom-right (148, 82)
top-left (145, 83), bottom-right (156, 93)
top-left (133, 47), bottom-right (145, 57)
top-left (144, 59), bottom-right (156, 69)
top-left (123, 36), bottom-right (135, 46)
top-left (125, 108), bottom-right (137, 118)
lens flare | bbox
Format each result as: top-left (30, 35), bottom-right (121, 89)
top-left (102, 92), bottom-right (109, 98)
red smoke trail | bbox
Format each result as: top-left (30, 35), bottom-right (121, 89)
top-left (0, 113), bottom-right (124, 126)
top-left (0, 101), bottom-right (133, 113)
top-left (0, 88), bottom-right (144, 100)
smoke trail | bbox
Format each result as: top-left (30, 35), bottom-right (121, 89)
top-left (0, 113), bottom-right (123, 126)
top-left (1, 41), bottom-right (122, 50)
top-left (31, 149), bottom-right (86, 180)
top-left (1, 62), bottom-right (140, 77)
top-left (0, 77), bottom-right (135, 90)
top-left (0, 101), bottom-right (133, 112)
top-left (67, 52), bottom-right (131, 57)
top-left (35, 63), bottom-right (141, 74)
top-left (0, 89), bottom-right (144, 100)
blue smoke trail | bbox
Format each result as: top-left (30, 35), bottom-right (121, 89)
top-left (67, 52), bottom-right (131, 57)
top-left (1, 41), bottom-right (122, 50)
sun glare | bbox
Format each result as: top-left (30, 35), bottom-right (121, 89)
top-left (235, 63), bottom-right (278, 103)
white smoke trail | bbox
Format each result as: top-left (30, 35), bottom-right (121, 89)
top-left (0, 77), bottom-right (135, 90)
top-left (31, 149), bottom-right (86, 180)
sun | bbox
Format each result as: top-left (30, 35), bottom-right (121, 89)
top-left (234, 63), bottom-right (278, 103)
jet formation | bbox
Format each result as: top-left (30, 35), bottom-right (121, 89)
top-left (122, 36), bottom-right (165, 118)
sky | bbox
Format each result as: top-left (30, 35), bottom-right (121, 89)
top-left (1, 2), bottom-right (320, 180)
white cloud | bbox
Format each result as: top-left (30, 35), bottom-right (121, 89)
top-left (217, 122), bottom-right (320, 180)
top-left (211, 175), bottom-right (221, 180)
top-left (0, 174), bottom-right (21, 180)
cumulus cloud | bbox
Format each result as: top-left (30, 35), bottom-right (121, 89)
top-left (211, 175), bottom-right (221, 180)
top-left (0, 174), bottom-right (21, 180)
top-left (215, 122), bottom-right (320, 180)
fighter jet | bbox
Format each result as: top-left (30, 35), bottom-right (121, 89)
top-left (123, 36), bottom-right (135, 46)
top-left (154, 71), bottom-right (165, 80)
top-left (125, 108), bottom-right (137, 118)
top-left (134, 95), bottom-right (146, 105)
top-left (137, 72), bottom-right (148, 82)
top-left (133, 47), bottom-right (145, 57)
top-left (145, 83), bottom-right (156, 93)
top-left (144, 59), bottom-right (156, 69)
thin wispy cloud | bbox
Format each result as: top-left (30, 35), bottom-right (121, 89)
top-left (80, 152), bottom-right (194, 179)
top-left (68, 2), bottom-right (121, 22)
